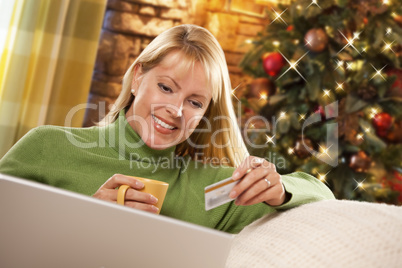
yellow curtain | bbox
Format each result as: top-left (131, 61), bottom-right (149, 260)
top-left (0, 0), bottom-right (106, 158)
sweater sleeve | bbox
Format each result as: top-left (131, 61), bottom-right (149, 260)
top-left (0, 127), bottom-right (46, 183)
top-left (274, 171), bottom-right (336, 210)
top-left (218, 171), bottom-right (335, 234)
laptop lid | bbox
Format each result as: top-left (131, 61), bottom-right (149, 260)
top-left (0, 174), bottom-right (233, 268)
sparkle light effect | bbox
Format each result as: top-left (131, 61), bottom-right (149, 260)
top-left (364, 127), bottom-right (370, 133)
top-left (299, 113), bottom-right (306, 121)
top-left (382, 0), bottom-right (390, 5)
top-left (335, 82), bottom-right (345, 91)
top-left (317, 171), bottom-right (330, 184)
top-left (276, 51), bottom-right (308, 82)
top-left (353, 178), bottom-right (367, 191)
top-left (370, 64), bottom-right (387, 81)
top-left (231, 88), bottom-right (240, 102)
top-left (265, 134), bottom-right (276, 145)
top-left (306, 0), bottom-right (321, 9)
top-left (270, 8), bottom-right (288, 25)
top-left (279, 111), bottom-right (287, 118)
top-left (259, 92), bottom-right (268, 101)
top-left (382, 40), bottom-right (395, 54)
top-left (346, 62), bottom-right (353, 70)
top-left (369, 107), bottom-right (379, 119)
top-left (288, 147), bottom-right (295, 155)
top-left (318, 144), bottom-right (333, 159)
top-left (323, 89), bottom-right (331, 97)
top-left (337, 30), bottom-right (362, 55)
top-left (386, 27), bottom-right (392, 35)
top-left (357, 133), bottom-right (364, 140)
top-left (335, 60), bottom-right (344, 70)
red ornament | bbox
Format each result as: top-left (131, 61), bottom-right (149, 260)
top-left (372, 112), bottom-right (393, 136)
top-left (286, 25), bottom-right (294, 31)
top-left (262, 52), bottom-right (285, 77)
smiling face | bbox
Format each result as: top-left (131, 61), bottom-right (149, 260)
top-left (126, 51), bottom-right (212, 150)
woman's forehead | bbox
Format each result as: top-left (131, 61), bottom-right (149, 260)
top-left (156, 51), bottom-right (216, 99)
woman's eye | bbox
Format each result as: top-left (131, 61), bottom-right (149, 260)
top-left (158, 83), bottom-right (172, 93)
top-left (190, 100), bottom-right (203, 109)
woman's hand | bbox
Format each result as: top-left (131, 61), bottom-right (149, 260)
top-left (93, 174), bottom-right (160, 213)
top-left (229, 156), bottom-right (287, 207)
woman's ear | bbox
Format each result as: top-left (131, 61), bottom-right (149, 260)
top-left (131, 64), bottom-right (142, 95)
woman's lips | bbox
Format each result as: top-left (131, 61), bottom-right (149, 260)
top-left (151, 114), bottom-right (178, 134)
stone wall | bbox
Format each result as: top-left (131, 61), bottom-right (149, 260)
top-left (83, 0), bottom-right (266, 126)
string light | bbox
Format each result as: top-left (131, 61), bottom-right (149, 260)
top-left (317, 171), bottom-right (330, 184)
top-left (353, 178), bottom-right (367, 191)
top-left (370, 64), bottom-right (387, 81)
top-left (259, 92), bottom-right (268, 101)
top-left (386, 27), bottom-right (392, 35)
top-left (318, 144), bottom-right (332, 159)
top-left (337, 30), bottom-right (362, 55)
top-left (265, 134), bottom-right (276, 145)
top-left (299, 113), bottom-right (306, 121)
top-left (369, 107), bottom-right (379, 119)
top-left (335, 60), bottom-right (344, 70)
top-left (270, 8), bottom-right (288, 25)
top-left (277, 51), bottom-right (308, 82)
top-left (245, 39), bottom-right (253, 44)
top-left (288, 147), bottom-right (294, 155)
top-left (273, 41), bottom-right (280, 47)
top-left (364, 128), bottom-right (370, 133)
top-left (382, 40), bottom-right (395, 54)
top-left (323, 89), bottom-right (331, 97)
top-left (346, 62), bottom-right (353, 70)
top-left (336, 82), bottom-right (345, 91)
top-left (306, 0), bottom-right (321, 9)
top-left (279, 111), bottom-right (287, 118)
top-left (231, 88), bottom-right (240, 102)
top-left (382, 0), bottom-right (390, 5)
top-left (357, 133), bottom-right (364, 140)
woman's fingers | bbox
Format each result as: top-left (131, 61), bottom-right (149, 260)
top-left (232, 156), bottom-right (264, 181)
top-left (124, 201), bottom-right (159, 213)
top-left (101, 174), bottom-right (144, 190)
top-left (125, 188), bottom-right (158, 204)
top-left (92, 174), bottom-right (159, 213)
top-left (236, 173), bottom-right (283, 206)
top-left (230, 156), bottom-right (286, 206)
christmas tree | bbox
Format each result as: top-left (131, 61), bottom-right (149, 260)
top-left (237, 0), bottom-right (402, 204)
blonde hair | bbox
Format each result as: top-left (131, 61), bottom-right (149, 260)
top-left (98, 24), bottom-right (248, 167)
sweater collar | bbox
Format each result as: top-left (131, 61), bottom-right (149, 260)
top-left (101, 110), bottom-right (177, 161)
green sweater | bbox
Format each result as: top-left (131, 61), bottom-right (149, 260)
top-left (0, 111), bottom-right (335, 234)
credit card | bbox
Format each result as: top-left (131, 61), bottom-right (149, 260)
top-left (204, 177), bottom-right (239, 211)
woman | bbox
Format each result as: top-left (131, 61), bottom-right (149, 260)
top-left (0, 24), bottom-right (334, 234)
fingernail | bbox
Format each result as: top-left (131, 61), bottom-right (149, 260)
top-left (151, 206), bottom-right (159, 213)
top-left (136, 181), bottom-right (144, 188)
top-left (235, 199), bottom-right (241, 206)
top-left (229, 190), bottom-right (237, 199)
top-left (232, 172), bottom-right (240, 180)
top-left (150, 195), bottom-right (158, 204)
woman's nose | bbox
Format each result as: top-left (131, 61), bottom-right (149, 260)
top-left (165, 103), bottom-right (183, 118)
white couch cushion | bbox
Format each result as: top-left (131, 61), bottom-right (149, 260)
top-left (226, 200), bottom-right (402, 268)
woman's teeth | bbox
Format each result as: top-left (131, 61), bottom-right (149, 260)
top-left (152, 114), bottom-right (176, 130)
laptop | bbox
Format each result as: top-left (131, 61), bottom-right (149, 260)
top-left (0, 174), bottom-right (234, 268)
